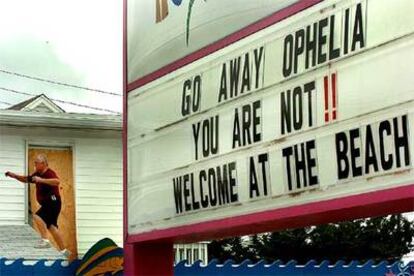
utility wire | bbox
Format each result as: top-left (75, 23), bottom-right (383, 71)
top-left (0, 86), bottom-right (120, 114)
top-left (0, 100), bottom-right (11, 106)
top-left (0, 69), bottom-right (121, 97)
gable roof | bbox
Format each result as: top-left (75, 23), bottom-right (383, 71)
top-left (6, 95), bottom-right (41, 111)
top-left (7, 94), bottom-right (65, 113)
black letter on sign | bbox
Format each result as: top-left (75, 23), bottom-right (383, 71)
top-left (349, 128), bottom-right (362, 177)
top-left (183, 174), bottom-right (191, 212)
top-left (304, 81), bottom-right (316, 127)
top-left (199, 170), bottom-right (209, 208)
top-left (242, 104), bottom-right (252, 146)
top-left (252, 100), bottom-right (262, 143)
top-left (211, 116), bottom-right (219, 155)
top-left (232, 108), bottom-right (241, 149)
top-left (293, 86), bottom-right (303, 131)
top-left (202, 120), bottom-right (210, 158)
top-left (364, 125), bottom-right (379, 174)
top-left (336, 132), bottom-right (349, 179)
top-left (173, 177), bottom-right (183, 214)
top-left (282, 146), bottom-right (293, 191)
top-left (190, 173), bottom-right (200, 210)
top-left (208, 168), bottom-right (217, 207)
top-left (217, 165), bottom-right (230, 205)
top-left (294, 29), bottom-right (305, 74)
top-left (192, 75), bottom-right (201, 112)
top-left (306, 140), bottom-right (319, 186)
top-left (241, 53), bottom-right (251, 94)
top-left (329, 15), bottom-right (340, 60)
top-left (305, 23), bottom-right (317, 69)
top-left (218, 64), bottom-right (227, 103)
top-left (192, 122), bottom-right (201, 160)
top-left (393, 115), bottom-right (410, 168)
top-left (343, 8), bottom-right (350, 55)
top-left (281, 90), bottom-right (291, 135)
top-left (181, 79), bottom-right (191, 116)
top-left (318, 17), bottom-right (328, 64)
top-left (294, 143), bottom-right (307, 189)
top-left (230, 57), bottom-right (241, 98)
top-left (249, 157), bottom-right (259, 198)
top-left (379, 120), bottom-right (393, 171)
top-left (258, 153), bottom-right (269, 196)
top-left (228, 162), bottom-right (238, 203)
top-left (253, 47), bottom-right (264, 89)
top-left (352, 3), bottom-right (365, 51)
top-left (283, 35), bottom-right (293, 78)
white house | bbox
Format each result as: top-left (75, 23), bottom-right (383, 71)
top-left (0, 94), bottom-right (208, 263)
top-left (0, 94), bottom-right (123, 259)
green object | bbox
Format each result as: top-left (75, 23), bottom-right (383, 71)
top-left (76, 238), bottom-right (123, 276)
top-left (186, 0), bottom-right (207, 46)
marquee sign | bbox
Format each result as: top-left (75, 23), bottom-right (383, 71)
top-left (126, 0), bottom-right (414, 238)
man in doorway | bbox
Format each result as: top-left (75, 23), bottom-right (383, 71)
top-left (5, 154), bottom-right (71, 258)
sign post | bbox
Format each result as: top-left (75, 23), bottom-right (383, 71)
top-left (124, 243), bottom-right (174, 275)
top-left (124, 0), bottom-right (414, 274)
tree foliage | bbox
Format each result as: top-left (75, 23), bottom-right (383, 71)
top-left (208, 214), bottom-right (414, 264)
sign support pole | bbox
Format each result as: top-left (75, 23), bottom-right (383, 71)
top-left (124, 242), bottom-right (174, 276)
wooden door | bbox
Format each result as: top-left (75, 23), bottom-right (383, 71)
top-left (28, 147), bottom-right (77, 259)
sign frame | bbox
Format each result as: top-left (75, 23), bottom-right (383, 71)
top-left (123, 0), bottom-right (414, 275)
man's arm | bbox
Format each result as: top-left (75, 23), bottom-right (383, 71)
top-left (32, 176), bottom-right (60, 187)
top-left (5, 171), bottom-right (29, 183)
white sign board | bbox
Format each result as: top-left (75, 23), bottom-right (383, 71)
top-left (127, 0), bottom-right (301, 82)
top-left (127, 0), bottom-right (414, 235)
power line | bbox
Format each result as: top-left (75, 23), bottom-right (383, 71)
top-left (0, 100), bottom-right (11, 106)
top-left (0, 87), bottom-right (120, 114)
top-left (0, 69), bottom-right (121, 97)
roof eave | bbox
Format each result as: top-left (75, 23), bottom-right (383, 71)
top-left (0, 110), bottom-right (122, 131)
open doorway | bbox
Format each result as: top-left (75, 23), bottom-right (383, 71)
top-left (27, 146), bottom-right (78, 259)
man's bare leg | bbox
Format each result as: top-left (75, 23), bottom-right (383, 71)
top-left (48, 225), bottom-right (65, 251)
top-left (33, 214), bottom-right (48, 239)
top-left (49, 226), bottom-right (71, 258)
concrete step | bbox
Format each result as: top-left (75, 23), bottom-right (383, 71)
top-left (0, 224), bottom-right (65, 260)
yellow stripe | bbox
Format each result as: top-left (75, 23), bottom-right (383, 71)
top-left (84, 257), bottom-right (123, 276)
top-left (76, 245), bottom-right (118, 274)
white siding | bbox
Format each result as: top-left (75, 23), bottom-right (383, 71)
top-left (75, 138), bottom-right (123, 255)
top-left (0, 135), bottom-right (26, 225)
top-left (0, 125), bottom-right (123, 256)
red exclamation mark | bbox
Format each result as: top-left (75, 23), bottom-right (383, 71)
top-left (331, 73), bottom-right (337, 120)
top-left (323, 76), bottom-right (329, 122)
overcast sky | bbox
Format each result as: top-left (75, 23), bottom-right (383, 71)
top-left (0, 0), bottom-right (122, 114)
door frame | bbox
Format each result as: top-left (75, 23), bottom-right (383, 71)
top-left (25, 140), bottom-right (77, 231)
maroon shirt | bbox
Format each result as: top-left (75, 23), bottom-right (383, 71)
top-left (29, 168), bottom-right (60, 203)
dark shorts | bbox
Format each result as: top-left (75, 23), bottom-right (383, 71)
top-left (36, 195), bottom-right (61, 229)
